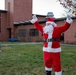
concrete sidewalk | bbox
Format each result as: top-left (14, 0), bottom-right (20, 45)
top-left (0, 42), bottom-right (76, 46)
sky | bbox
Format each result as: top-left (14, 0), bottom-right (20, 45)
top-left (0, 0), bottom-right (65, 18)
top-left (33, 0), bottom-right (65, 18)
top-left (0, 0), bottom-right (5, 10)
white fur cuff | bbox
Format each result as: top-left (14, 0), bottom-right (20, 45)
top-left (55, 71), bottom-right (62, 75)
top-left (66, 18), bottom-right (73, 24)
top-left (30, 18), bottom-right (38, 24)
top-left (45, 67), bottom-right (52, 71)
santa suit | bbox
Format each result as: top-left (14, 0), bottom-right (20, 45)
top-left (33, 18), bottom-right (72, 75)
top-left (30, 15), bottom-right (73, 75)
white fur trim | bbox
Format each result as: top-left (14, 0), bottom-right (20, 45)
top-left (48, 32), bottom-right (53, 39)
top-left (55, 71), bottom-right (62, 75)
top-left (30, 18), bottom-right (38, 24)
top-left (43, 25), bottom-right (54, 34)
top-left (43, 47), bottom-right (61, 52)
top-left (43, 28), bottom-right (61, 52)
top-left (46, 21), bottom-right (53, 24)
top-left (45, 67), bottom-right (52, 71)
top-left (66, 18), bottom-right (73, 24)
top-left (46, 21), bottom-right (57, 27)
top-left (30, 15), bottom-right (38, 24)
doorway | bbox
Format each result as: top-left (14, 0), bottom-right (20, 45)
top-left (7, 28), bottom-right (11, 38)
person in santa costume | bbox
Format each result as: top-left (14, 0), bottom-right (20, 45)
top-left (30, 12), bottom-right (73, 75)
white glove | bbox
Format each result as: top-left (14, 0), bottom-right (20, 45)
top-left (66, 13), bottom-right (73, 24)
top-left (30, 15), bottom-right (38, 24)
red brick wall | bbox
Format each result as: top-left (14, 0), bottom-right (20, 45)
top-left (14, 0), bottom-right (32, 22)
top-left (55, 20), bottom-right (76, 44)
top-left (15, 17), bottom-right (76, 43)
top-left (5, 0), bottom-right (32, 38)
top-left (64, 20), bottom-right (76, 44)
top-left (15, 24), bottom-right (43, 42)
top-left (0, 13), bottom-right (8, 41)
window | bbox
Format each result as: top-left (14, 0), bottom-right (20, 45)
top-left (29, 29), bottom-right (39, 36)
top-left (17, 29), bottom-right (26, 37)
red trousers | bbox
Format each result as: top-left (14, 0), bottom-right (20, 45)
top-left (43, 52), bottom-right (62, 72)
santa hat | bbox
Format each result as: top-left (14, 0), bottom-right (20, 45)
top-left (46, 18), bottom-right (57, 27)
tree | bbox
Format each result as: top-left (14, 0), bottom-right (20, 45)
top-left (58, 0), bottom-right (76, 16)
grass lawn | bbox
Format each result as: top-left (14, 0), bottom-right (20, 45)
top-left (0, 43), bottom-right (76, 75)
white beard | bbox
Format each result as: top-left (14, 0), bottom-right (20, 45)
top-left (43, 25), bottom-right (54, 33)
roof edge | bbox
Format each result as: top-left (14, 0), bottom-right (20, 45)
top-left (0, 10), bottom-right (7, 13)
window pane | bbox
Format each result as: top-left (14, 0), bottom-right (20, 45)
top-left (17, 29), bottom-right (26, 37)
top-left (29, 29), bottom-right (39, 36)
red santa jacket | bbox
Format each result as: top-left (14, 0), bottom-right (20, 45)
top-left (33, 21), bottom-right (71, 52)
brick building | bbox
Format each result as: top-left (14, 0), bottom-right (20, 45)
top-left (0, 0), bottom-right (76, 44)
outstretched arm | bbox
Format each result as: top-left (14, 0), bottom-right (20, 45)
top-left (30, 15), bottom-right (43, 33)
top-left (58, 14), bottom-right (73, 33)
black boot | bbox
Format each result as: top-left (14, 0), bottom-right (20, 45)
top-left (46, 71), bottom-right (51, 75)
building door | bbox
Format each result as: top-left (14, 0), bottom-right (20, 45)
top-left (60, 33), bottom-right (64, 42)
top-left (7, 28), bottom-right (11, 38)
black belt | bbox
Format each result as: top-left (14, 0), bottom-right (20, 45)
top-left (44, 38), bottom-right (60, 42)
